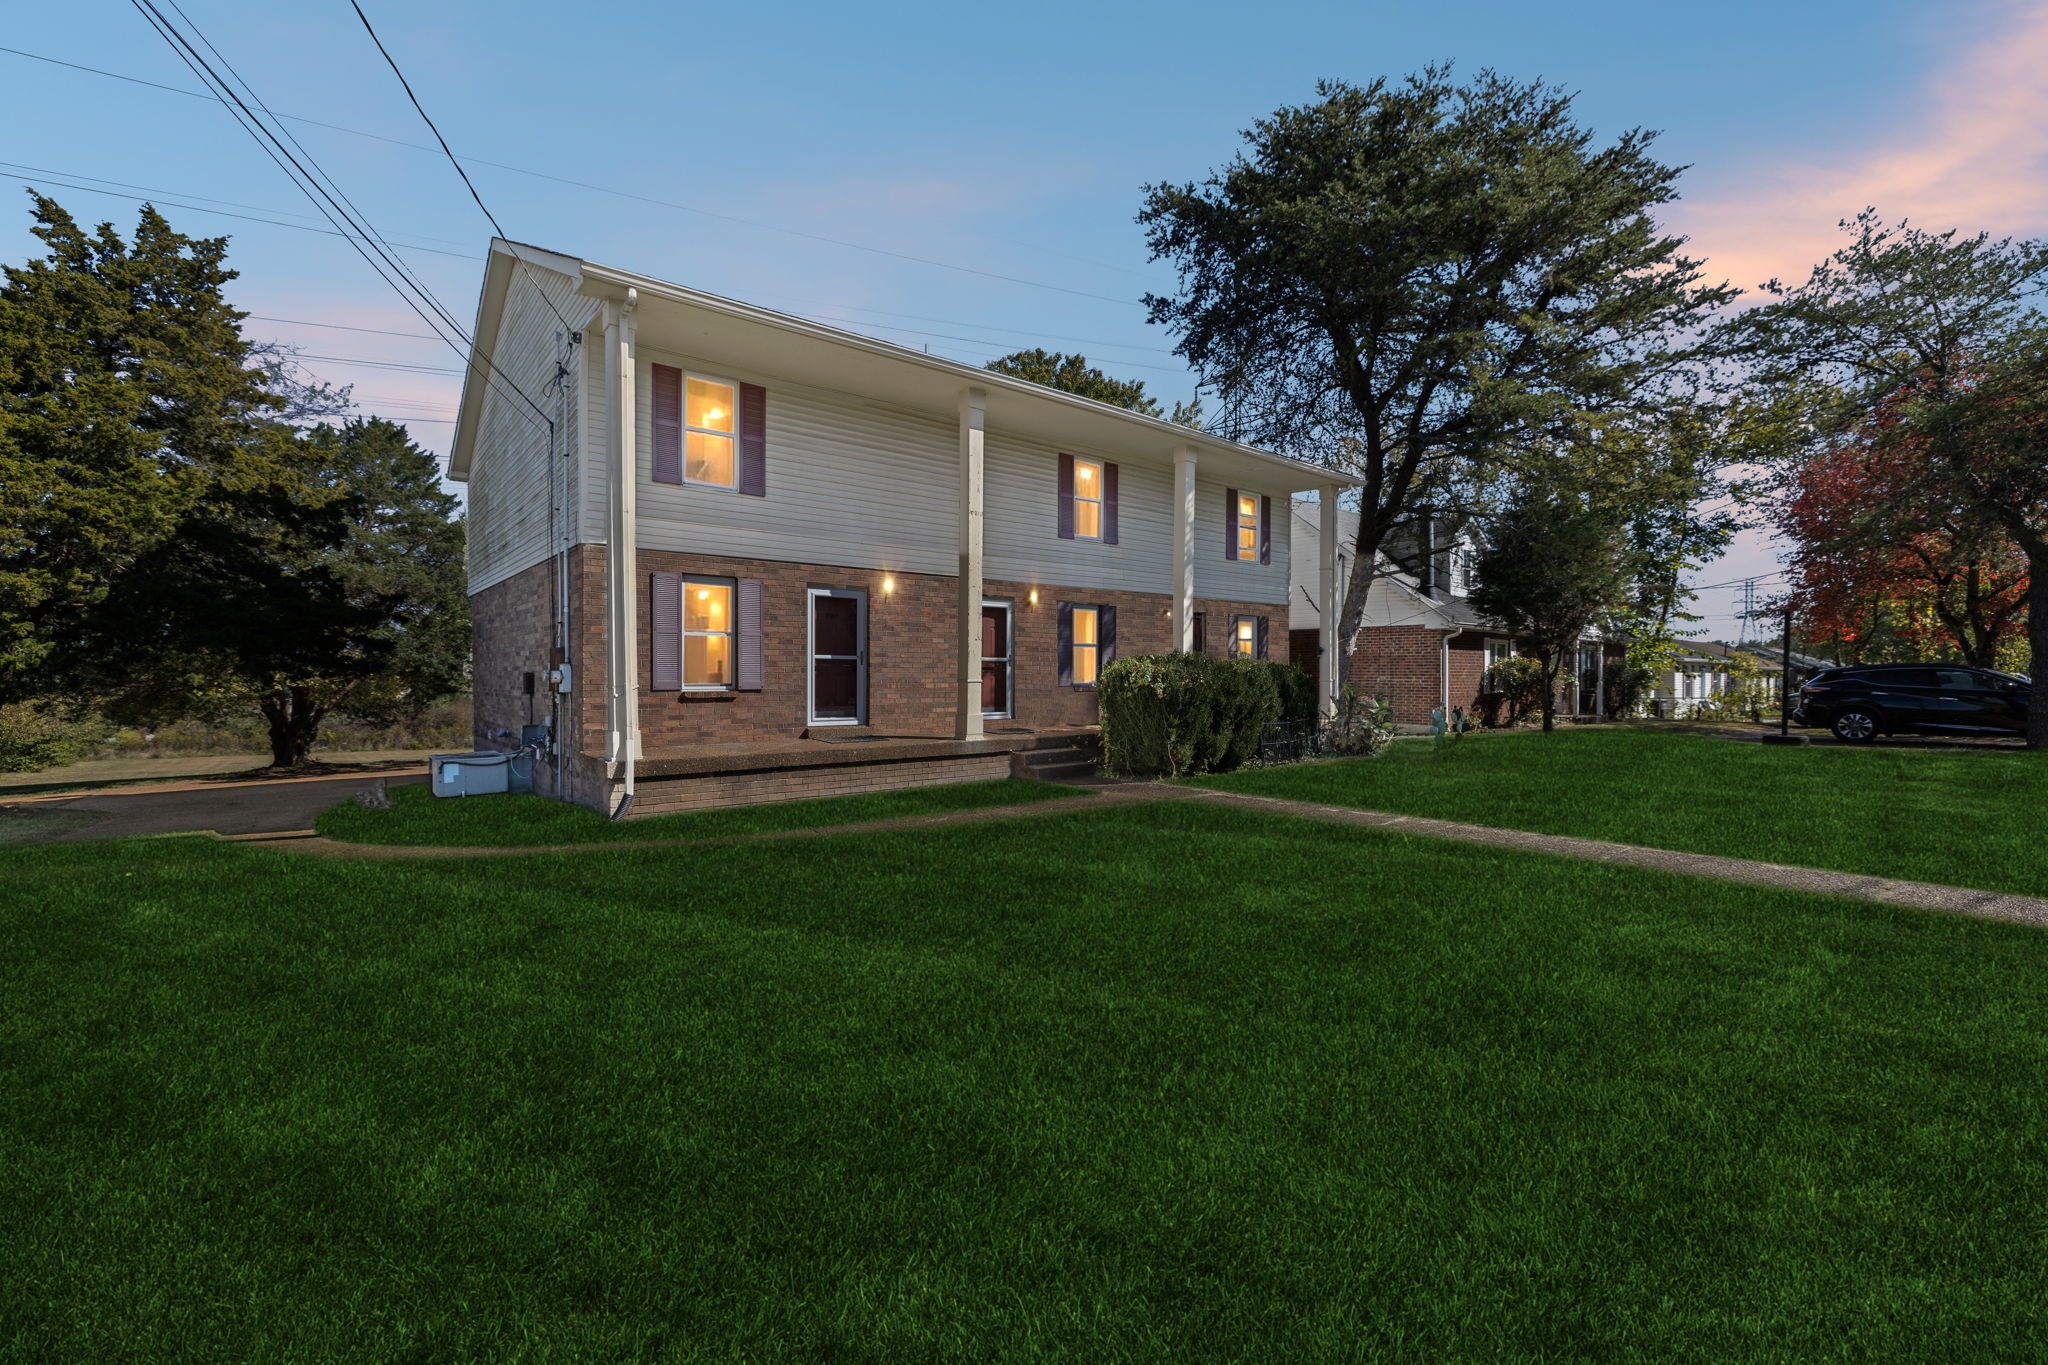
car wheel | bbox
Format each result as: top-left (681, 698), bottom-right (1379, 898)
top-left (1832, 709), bottom-right (1879, 743)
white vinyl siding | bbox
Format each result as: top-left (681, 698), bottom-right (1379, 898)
top-left (985, 433), bottom-right (1174, 594)
top-left (630, 349), bottom-right (958, 574)
top-left (463, 261), bottom-right (586, 593)
top-left (1193, 480), bottom-right (1288, 605)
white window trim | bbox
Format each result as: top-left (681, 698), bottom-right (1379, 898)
top-left (1072, 457), bottom-right (1104, 542)
top-left (681, 576), bottom-right (737, 690)
top-left (683, 372), bottom-right (740, 491)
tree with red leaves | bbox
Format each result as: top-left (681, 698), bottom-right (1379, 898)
top-left (1733, 211), bottom-right (2048, 746)
top-left (1776, 388), bottom-right (2029, 669)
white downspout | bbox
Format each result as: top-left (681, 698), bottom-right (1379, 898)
top-left (1441, 630), bottom-right (1452, 719)
top-left (603, 289), bottom-right (640, 817)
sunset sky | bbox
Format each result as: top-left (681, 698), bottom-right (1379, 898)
top-left (5, 0), bottom-right (2044, 636)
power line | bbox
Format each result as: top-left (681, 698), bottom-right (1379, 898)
top-left (0, 168), bottom-right (480, 261)
top-left (127, 0), bottom-right (549, 435)
top-left (0, 41), bottom-right (1148, 309)
top-left (345, 0), bottom-right (576, 338)
top-left (246, 314), bottom-right (441, 340)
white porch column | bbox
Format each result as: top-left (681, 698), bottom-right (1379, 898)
top-left (956, 387), bottom-right (987, 741)
top-left (1318, 484), bottom-right (1341, 717)
top-left (1170, 445), bottom-right (1198, 651)
top-left (603, 289), bottom-right (640, 772)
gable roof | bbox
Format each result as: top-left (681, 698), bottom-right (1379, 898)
top-left (450, 238), bottom-right (1358, 493)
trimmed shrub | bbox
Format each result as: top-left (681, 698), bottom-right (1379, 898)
top-left (1264, 660), bottom-right (1318, 723)
top-left (1098, 653), bottom-right (1283, 777)
top-left (1602, 663), bottom-right (1653, 718)
top-left (1482, 657), bottom-right (1547, 726)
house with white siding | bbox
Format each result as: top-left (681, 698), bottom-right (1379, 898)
top-left (452, 239), bottom-right (1348, 814)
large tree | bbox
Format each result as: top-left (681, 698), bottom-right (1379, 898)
top-left (1775, 390), bottom-right (2028, 669)
top-left (985, 348), bottom-right (1202, 426)
top-left (1138, 69), bottom-right (1733, 687)
top-left (1, 196), bottom-right (469, 766)
top-left (1468, 488), bottom-right (1631, 733)
top-left (0, 194), bottom-right (281, 685)
top-left (1730, 211), bottom-right (2048, 744)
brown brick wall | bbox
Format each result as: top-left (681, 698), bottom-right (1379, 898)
top-left (626, 753), bottom-right (1014, 815)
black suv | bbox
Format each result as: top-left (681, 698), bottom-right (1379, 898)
top-left (1794, 663), bottom-right (2031, 741)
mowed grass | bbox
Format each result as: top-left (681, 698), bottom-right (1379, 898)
top-left (5, 800), bottom-right (2048, 1361)
top-left (1195, 726), bottom-right (2048, 897)
top-left (316, 776), bottom-right (1080, 846)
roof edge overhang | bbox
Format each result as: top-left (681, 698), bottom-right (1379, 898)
top-left (448, 240), bottom-right (586, 482)
top-left (568, 256), bottom-right (1357, 492)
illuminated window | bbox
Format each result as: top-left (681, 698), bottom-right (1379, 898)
top-left (1072, 606), bottom-right (1099, 685)
top-left (683, 580), bottom-right (733, 687)
top-left (1232, 615), bottom-right (1257, 659)
top-left (1073, 457), bottom-right (1103, 540)
top-left (684, 376), bottom-right (737, 487)
top-left (1236, 493), bottom-right (1259, 560)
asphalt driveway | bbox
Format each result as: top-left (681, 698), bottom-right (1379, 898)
top-left (0, 768), bottom-right (427, 845)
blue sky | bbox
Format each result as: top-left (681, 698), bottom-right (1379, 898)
top-left (6, 0), bottom-right (2045, 637)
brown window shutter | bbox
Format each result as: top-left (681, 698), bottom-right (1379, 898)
top-left (651, 365), bottom-right (682, 485)
top-left (1255, 615), bottom-right (1269, 659)
top-left (1225, 487), bottom-right (1239, 561)
top-left (735, 578), bottom-right (764, 690)
top-left (738, 383), bottom-right (767, 496)
top-left (1259, 495), bottom-right (1273, 565)
top-left (1057, 602), bottom-right (1074, 684)
top-left (1057, 453), bottom-right (1075, 539)
top-left (650, 572), bottom-right (681, 690)
top-left (1100, 604), bottom-right (1116, 665)
top-left (1103, 461), bottom-right (1119, 545)
top-left (1193, 611), bottom-right (1207, 656)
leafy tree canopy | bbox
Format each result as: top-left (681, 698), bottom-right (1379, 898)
top-left (1728, 209), bottom-right (2048, 741)
top-left (0, 195), bottom-right (468, 766)
top-left (1138, 67), bottom-right (1735, 681)
top-left (985, 348), bottom-right (1203, 427)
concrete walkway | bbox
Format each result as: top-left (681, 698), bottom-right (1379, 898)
top-left (3, 767), bottom-right (428, 843)
top-left (218, 776), bottom-right (2048, 931)
top-left (1172, 786), bottom-right (2048, 930)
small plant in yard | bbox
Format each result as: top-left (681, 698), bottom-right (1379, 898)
top-left (1482, 657), bottom-right (1547, 726)
top-left (1326, 684), bottom-right (1395, 756)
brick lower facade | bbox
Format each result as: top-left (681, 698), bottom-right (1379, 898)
top-left (467, 547), bottom-right (1288, 810)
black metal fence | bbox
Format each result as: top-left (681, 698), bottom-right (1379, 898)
top-left (1256, 717), bottom-right (1325, 766)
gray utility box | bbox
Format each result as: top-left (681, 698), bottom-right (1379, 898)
top-left (431, 751), bottom-right (533, 798)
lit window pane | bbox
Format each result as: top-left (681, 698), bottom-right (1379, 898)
top-left (683, 583), bottom-right (731, 633)
top-left (1239, 525), bottom-right (1258, 556)
top-left (1074, 459), bottom-right (1099, 493)
top-left (685, 634), bottom-right (730, 686)
top-left (1075, 500), bottom-right (1102, 539)
top-left (1072, 608), bottom-right (1097, 646)
top-left (1074, 644), bottom-right (1098, 685)
top-left (686, 378), bottom-right (735, 432)
top-left (1238, 494), bottom-right (1256, 520)
top-left (687, 431), bottom-right (735, 485)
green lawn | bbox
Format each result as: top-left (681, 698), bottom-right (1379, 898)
top-left (316, 777), bottom-right (1081, 846)
top-left (5, 799), bottom-right (2047, 1360)
top-left (1195, 726), bottom-right (2048, 897)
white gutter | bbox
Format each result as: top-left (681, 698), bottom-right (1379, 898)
top-left (603, 289), bottom-right (639, 817)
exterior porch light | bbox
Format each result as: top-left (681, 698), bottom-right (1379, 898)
top-left (882, 574), bottom-right (896, 595)
top-left (1028, 588), bottom-right (1039, 606)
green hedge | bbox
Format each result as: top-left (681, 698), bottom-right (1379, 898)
top-left (1098, 653), bottom-right (1285, 778)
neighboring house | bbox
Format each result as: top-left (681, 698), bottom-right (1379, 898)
top-left (1287, 501), bottom-right (1621, 724)
top-left (452, 239), bottom-right (1345, 813)
top-left (1648, 639), bottom-right (1821, 718)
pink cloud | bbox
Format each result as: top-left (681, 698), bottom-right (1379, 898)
top-left (1676, 0), bottom-right (2048, 294)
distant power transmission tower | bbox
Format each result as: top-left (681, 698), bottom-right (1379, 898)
top-left (1737, 579), bottom-right (1759, 644)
